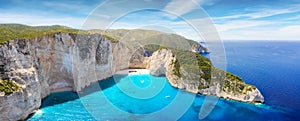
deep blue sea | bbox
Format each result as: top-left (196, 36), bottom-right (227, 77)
top-left (28, 41), bottom-right (300, 121)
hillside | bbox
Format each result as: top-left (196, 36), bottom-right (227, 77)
top-left (105, 29), bottom-right (205, 53)
top-left (0, 24), bottom-right (79, 44)
top-left (0, 24), bottom-right (208, 53)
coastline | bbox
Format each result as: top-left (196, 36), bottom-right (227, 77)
top-left (115, 69), bottom-right (149, 75)
top-left (25, 68), bottom-right (263, 120)
top-left (48, 69), bottom-right (150, 94)
top-left (50, 87), bottom-right (73, 93)
top-left (115, 69), bottom-right (263, 104)
top-left (47, 69), bottom-right (262, 105)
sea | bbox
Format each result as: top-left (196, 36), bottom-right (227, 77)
top-left (27, 41), bottom-right (300, 121)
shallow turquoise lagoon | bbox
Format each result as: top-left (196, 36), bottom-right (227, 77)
top-left (27, 74), bottom-right (298, 121)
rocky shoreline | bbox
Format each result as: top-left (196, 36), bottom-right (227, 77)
top-left (0, 33), bottom-right (123, 120)
top-left (147, 49), bottom-right (264, 103)
top-left (0, 33), bottom-right (263, 120)
top-left (115, 69), bottom-right (149, 75)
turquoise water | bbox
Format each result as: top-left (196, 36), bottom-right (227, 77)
top-left (223, 41), bottom-right (300, 111)
top-left (28, 41), bottom-right (300, 120)
top-left (28, 74), bottom-right (298, 121)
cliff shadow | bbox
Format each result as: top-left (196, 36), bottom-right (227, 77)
top-left (40, 91), bottom-right (79, 108)
top-left (40, 75), bottom-right (126, 108)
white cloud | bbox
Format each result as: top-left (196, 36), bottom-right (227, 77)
top-left (42, 1), bottom-right (93, 15)
top-left (163, 0), bottom-right (200, 19)
top-left (215, 20), bottom-right (273, 32)
top-left (213, 18), bottom-right (300, 41)
top-left (210, 5), bottom-right (300, 41)
top-left (214, 8), bottom-right (299, 20)
top-left (43, 1), bottom-right (77, 10)
top-left (247, 9), bottom-right (298, 19)
top-left (219, 25), bottom-right (300, 41)
top-left (2, 0), bottom-right (299, 41)
top-left (0, 13), bottom-right (85, 29)
top-left (163, 0), bottom-right (196, 16)
top-left (285, 15), bottom-right (300, 21)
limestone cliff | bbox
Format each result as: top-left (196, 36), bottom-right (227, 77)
top-left (0, 33), bottom-right (129, 120)
top-left (0, 32), bottom-right (262, 120)
top-left (147, 49), bottom-right (264, 103)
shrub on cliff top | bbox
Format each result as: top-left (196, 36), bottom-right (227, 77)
top-left (0, 79), bottom-right (22, 96)
top-left (164, 47), bottom-right (248, 90)
top-left (0, 24), bottom-right (119, 44)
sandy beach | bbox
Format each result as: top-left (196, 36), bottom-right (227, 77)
top-left (49, 69), bottom-right (149, 93)
top-left (115, 69), bottom-right (149, 75)
top-left (50, 87), bottom-right (73, 93)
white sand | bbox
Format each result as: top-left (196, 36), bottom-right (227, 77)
top-left (50, 87), bottom-right (73, 93)
top-left (50, 69), bottom-right (150, 93)
top-left (115, 69), bottom-right (149, 75)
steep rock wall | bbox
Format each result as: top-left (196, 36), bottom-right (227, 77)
top-left (147, 49), bottom-right (264, 103)
top-left (0, 33), bottom-right (129, 120)
top-left (0, 33), bottom-right (263, 120)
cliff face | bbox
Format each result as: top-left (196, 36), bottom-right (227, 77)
top-left (191, 42), bottom-right (209, 54)
top-left (147, 49), bottom-right (264, 103)
top-left (0, 33), bottom-right (129, 120)
top-left (0, 33), bottom-right (262, 120)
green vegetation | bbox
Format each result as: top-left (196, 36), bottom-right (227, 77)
top-left (171, 48), bottom-right (212, 81)
top-left (0, 79), bottom-right (22, 95)
top-left (170, 58), bottom-right (181, 77)
top-left (162, 47), bottom-right (213, 90)
top-left (0, 24), bottom-right (119, 44)
top-left (0, 24), bottom-right (198, 48)
top-left (163, 47), bottom-right (250, 91)
top-left (222, 71), bottom-right (255, 94)
top-left (105, 29), bottom-right (200, 53)
top-left (0, 24), bottom-right (249, 94)
top-left (85, 29), bottom-right (119, 43)
top-left (0, 24), bottom-right (79, 44)
top-left (226, 72), bottom-right (244, 83)
top-left (102, 34), bottom-right (119, 43)
top-left (223, 78), bottom-right (244, 93)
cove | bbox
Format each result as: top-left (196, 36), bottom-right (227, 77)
top-left (27, 74), bottom-right (296, 121)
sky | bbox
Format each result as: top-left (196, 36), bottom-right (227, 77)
top-left (0, 0), bottom-right (300, 41)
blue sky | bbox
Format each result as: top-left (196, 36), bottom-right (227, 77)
top-left (0, 0), bottom-right (300, 41)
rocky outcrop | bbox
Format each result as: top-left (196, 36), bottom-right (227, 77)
top-left (191, 42), bottom-right (209, 54)
top-left (147, 49), bottom-right (173, 76)
top-left (0, 33), bottom-right (130, 120)
top-left (147, 49), bottom-right (201, 93)
top-left (0, 32), bottom-right (262, 120)
top-left (147, 49), bottom-right (264, 103)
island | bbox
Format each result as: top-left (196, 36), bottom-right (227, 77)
top-left (0, 24), bottom-right (264, 120)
